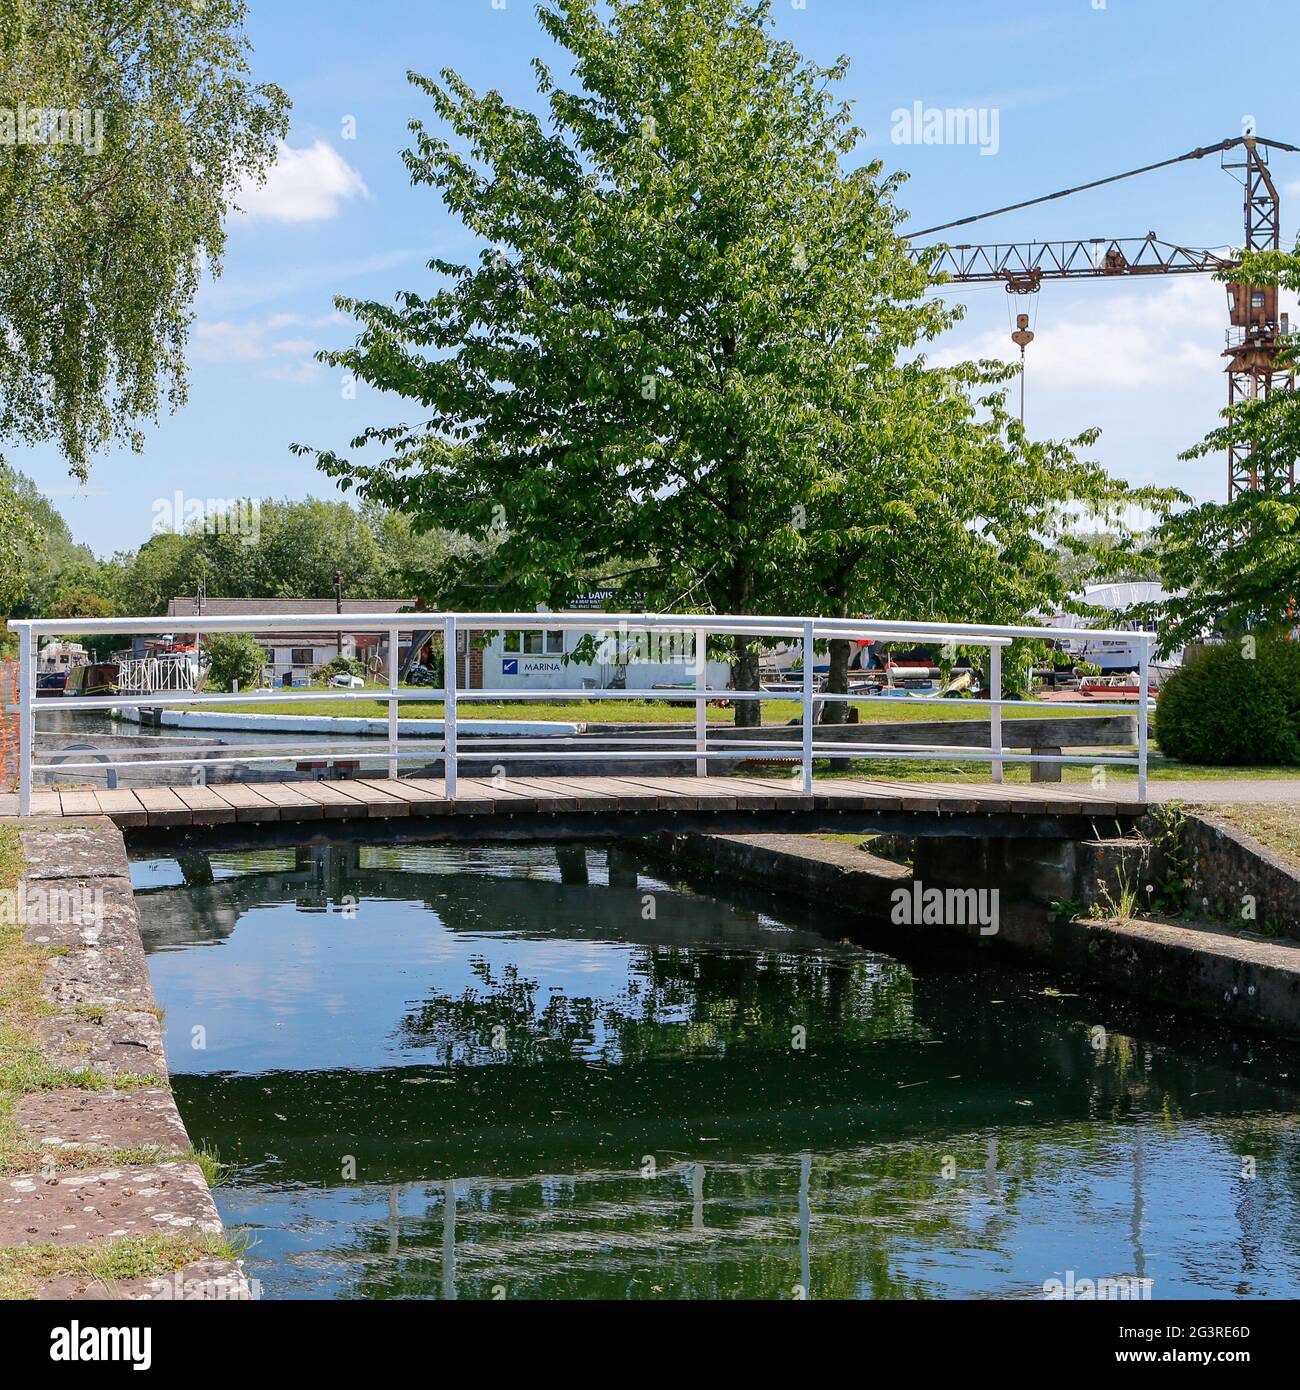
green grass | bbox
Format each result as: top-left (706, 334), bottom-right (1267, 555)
top-left (0, 822), bottom-right (179, 1179)
top-left (160, 684), bottom-right (1101, 725)
top-left (734, 751), bottom-right (1300, 784)
top-left (1207, 804), bottom-right (1300, 871)
top-left (0, 1231), bottom-right (246, 1300)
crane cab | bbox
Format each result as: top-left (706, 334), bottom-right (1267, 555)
top-left (1227, 282), bottom-right (1278, 337)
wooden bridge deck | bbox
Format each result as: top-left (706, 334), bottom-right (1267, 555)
top-left (0, 775), bottom-right (1146, 831)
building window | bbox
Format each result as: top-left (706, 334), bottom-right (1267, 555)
top-left (503, 631), bottom-right (565, 655)
top-left (290, 648), bottom-right (313, 667)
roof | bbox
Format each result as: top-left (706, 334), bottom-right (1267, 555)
top-left (166, 597), bottom-right (417, 618)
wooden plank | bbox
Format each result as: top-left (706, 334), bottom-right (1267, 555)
top-left (58, 790), bottom-right (103, 818)
top-left (89, 788), bottom-right (149, 829)
top-left (343, 780), bottom-right (412, 817)
top-left (494, 779), bottom-right (588, 812)
top-left (472, 775), bottom-right (603, 812)
top-left (460, 780), bottom-right (543, 813)
top-left (725, 776), bottom-right (818, 811)
top-left (400, 778), bottom-right (494, 817)
top-left (637, 774), bottom-right (803, 812)
top-left (442, 778), bottom-right (508, 814)
top-left (346, 778), bottom-right (448, 816)
top-left (133, 786), bottom-right (193, 828)
top-left (644, 776), bottom-right (739, 811)
top-left (28, 791), bottom-right (64, 818)
top-left (938, 785), bottom-right (1017, 814)
top-left (592, 776), bottom-right (696, 810)
top-left (207, 783), bottom-right (282, 823)
top-left (284, 780), bottom-right (372, 819)
top-left (248, 781), bottom-right (326, 821)
top-left (824, 779), bottom-right (916, 809)
top-left (172, 784), bottom-right (238, 826)
top-left (384, 778), bottom-right (455, 814)
top-left (546, 775), bottom-right (668, 812)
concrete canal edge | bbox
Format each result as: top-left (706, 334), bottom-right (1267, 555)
top-left (657, 817), bottom-right (1300, 1040)
top-left (0, 818), bottom-right (250, 1301)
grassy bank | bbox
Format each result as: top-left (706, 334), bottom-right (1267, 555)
top-left (0, 824), bottom-right (165, 1176)
top-left (161, 688), bottom-right (1102, 724)
top-left (0, 823), bottom-right (236, 1297)
top-left (1208, 805), bottom-right (1300, 871)
top-left (736, 753), bottom-right (1300, 784)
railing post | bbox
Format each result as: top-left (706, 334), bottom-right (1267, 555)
top-left (1137, 634), bottom-right (1150, 800)
top-left (801, 620), bottom-right (814, 795)
top-left (387, 626), bottom-right (399, 780)
top-left (989, 644), bottom-right (1003, 784)
top-left (694, 626), bottom-right (707, 778)
top-left (443, 615), bottom-right (458, 800)
top-left (17, 626), bottom-right (32, 816)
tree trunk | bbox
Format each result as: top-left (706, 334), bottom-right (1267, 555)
top-left (822, 638), bottom-right (851, 725)
top-left (724, 547), bottom-right (761, 728)
top-left (732, 641), bottom-right (762, 727)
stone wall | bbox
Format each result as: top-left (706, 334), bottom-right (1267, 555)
top-left (0, 818), bottom-right (250, 1300)
top-left (660, 825), bottom-right (1300, 1040)
top-left (1182, 812), bottom-right (1300, 943)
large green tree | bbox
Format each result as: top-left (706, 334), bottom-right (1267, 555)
top-left (298, 0), bottom-right (955, 721)
top-left (299, 0), bottom-right (1158, 719)
top-left (1146, 247), bottom-right (1300, 655)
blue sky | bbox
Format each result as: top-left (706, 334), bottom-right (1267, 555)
top-left (21, 0), bottom-right (1300, 556)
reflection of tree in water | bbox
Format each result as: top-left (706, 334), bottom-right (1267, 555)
top-left (148, 842), bottom-right (1300, 1299)
top-left (315, 1116), bottom-right (1300, 1301)
top-left (395, 944), bottom-right (917, 1067)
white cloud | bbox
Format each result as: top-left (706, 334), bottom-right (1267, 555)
top-left (263, 360), bottom-right (323, 385)
top-left (192, 311), bottom-right (342, 384)
top-left (232, 140), bottom-right (368, 224)
top-left (930, 277), bottom-right (1227, 389)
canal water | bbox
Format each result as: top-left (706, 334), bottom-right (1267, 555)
top-left (131, 841), bottom-right (1300, 1300)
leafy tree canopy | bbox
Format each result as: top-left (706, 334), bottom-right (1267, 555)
top-left (296, 0), bottom-right (1166, 724)
top-left (0, 0), bottom-right (288, 478)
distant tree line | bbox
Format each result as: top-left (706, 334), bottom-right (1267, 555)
top-left (2, 471), bottom-right (484, 624)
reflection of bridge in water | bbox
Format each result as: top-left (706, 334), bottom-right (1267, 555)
top-left (142, 843), bottom-right (1300, 1297)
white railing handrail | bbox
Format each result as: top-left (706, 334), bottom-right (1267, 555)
top-left (6, 610), bottom-right (1153, 814)
top-left (8, 610), bottom-right (1150, 643)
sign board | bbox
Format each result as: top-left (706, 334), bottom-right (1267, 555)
top-left (502, 657), bottom-right (562, 676)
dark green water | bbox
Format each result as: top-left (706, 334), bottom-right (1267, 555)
top-left (132, 841), bottom-right (1300, 1300)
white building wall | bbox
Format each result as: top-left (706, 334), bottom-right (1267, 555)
top-left (481, 625), bottom-right (731, 692)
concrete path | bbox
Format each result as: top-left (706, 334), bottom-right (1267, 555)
top-left (1138, 780), bottom-right (1300, 804)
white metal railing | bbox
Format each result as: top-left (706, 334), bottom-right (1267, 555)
top-left (5, 611), bottom-right (1154, 814)
top-left (116, 654), bottom-right (204, 695)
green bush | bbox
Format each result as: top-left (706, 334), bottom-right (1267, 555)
top-left (202, 632), bottom-right (266, 693)
top-left (317, 654), bottom-right (363, 681)
top-left (1156, 637), bottom-right (1300, 766)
